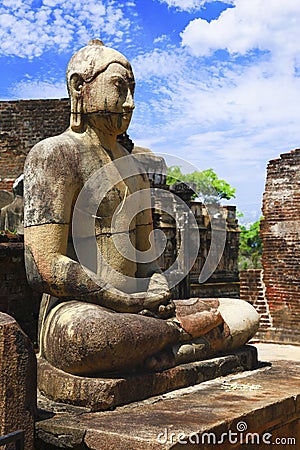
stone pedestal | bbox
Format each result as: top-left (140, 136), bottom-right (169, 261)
top-left (0, 312), bottom-right (36, 450)
top-left (35, 355), bottom-right (300, 449)
top-left (37, 345), bottom-right (258, 412)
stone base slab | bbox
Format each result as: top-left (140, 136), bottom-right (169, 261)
top-left (35, 357), bottom-right (300, 449)
top-left (37, 345), bottom-right (258, 412)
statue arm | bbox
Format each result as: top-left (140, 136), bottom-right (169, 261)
top-left (25, 222), bottom-right (171, 313)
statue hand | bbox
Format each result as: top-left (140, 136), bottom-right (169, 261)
top-left (145, 272), bottom-right (174, 318)
top-left (98, 273), bottom-right (172, 314)
top-left (157, 300), bottom-right (175, 319)
top-left (147, 273), bottom-right (170, 298)
top-left (138, 301), bottom-right (175, 319)
top-left (98, 284), bottom-right (166, 314)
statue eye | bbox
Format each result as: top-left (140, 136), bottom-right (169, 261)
top-left (112, 77), bottom-right (126, 91)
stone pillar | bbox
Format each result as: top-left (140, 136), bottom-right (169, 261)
top-left (0, 312), bottom-right (36, 450)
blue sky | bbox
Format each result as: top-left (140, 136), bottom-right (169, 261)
top-left (1, 0), bottom-right (300, 223)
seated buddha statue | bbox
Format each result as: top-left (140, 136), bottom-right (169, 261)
top-left (24, 40), bottom-right (259, 376)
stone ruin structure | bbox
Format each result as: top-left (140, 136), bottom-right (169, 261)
top-left (0, 174), bottom-right (24, 235)
top-left (240, 149), bottom-right (300, 344)
top-left (0, 312), bottom-right (36, 450)
top-left (0, 98), bottom-right (70, 191)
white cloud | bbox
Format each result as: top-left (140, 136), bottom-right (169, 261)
top-left (158, 0), bottom-right (234, 12)
top-left (181, 0), bottom-right (300, 61)
top-left (0, 0), bottom-right (133, 58)
top-left (153, 34), bottom-right (168, 44)
top-left (132, 47), bottom-right (187, 80)
top-left (9, 80), bottom-right (67, 99)
top-left (159, 0), bottom-right (205, 10)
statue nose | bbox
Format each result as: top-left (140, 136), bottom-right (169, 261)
top-left (123, 89), bottom-right (135, 111)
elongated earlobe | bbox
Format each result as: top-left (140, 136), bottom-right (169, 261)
top-left (70, 95), bottom-right (83, 132)
top-left (69, 74), bottom-right (84, 132)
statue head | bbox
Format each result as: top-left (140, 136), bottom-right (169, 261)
top-left (67, 39), bottom-right (135, 134)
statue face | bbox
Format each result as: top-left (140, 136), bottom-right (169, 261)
top-left (82, 62), bottom-right (135, 135)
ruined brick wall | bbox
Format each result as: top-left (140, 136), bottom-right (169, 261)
top-left (240, 269), bottom-right (272, 335)
top-left (0, 99), bottom-right (69, 190)
top-left (0, 242), bottom-right (40, 343)
top-left (260, 149), bottom-right (300, 342)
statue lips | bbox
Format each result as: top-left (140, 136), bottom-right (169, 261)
top-left (122, 110), bottom-right (133, 121)
top-left (85, 107), bottom-right (134, 118)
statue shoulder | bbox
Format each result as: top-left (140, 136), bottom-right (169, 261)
top-left (24, 132), bottom-right (81, 227)
top-left (26, 132), bottom-right (80, 168)
top-left (24, 132), bottom-right (80, 177)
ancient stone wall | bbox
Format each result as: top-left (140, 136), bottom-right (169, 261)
top-left (0, 99), bottom-right (69, 190)
top-left (0, 241), bottom-right (40, 343)
top-left (0, 312), bottom-right (36, 450)
top-left (153, 194), bottom-right (240, 299)
top-left (189, 204), bottom-right (240, 298)
top-left (240, 149), bottom-right (300, 343)
top-left (260, 149), bottom-right (300, 342)
top-left (239, 269), bottom-right (272, 335)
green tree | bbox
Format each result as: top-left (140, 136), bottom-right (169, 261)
top-left (239, 218), bottom-right (263, 270)
top-left (167, 166), bottom-right (236, 203)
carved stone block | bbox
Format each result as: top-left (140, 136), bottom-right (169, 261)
top-left (0, 312), bottom-right (36, 450)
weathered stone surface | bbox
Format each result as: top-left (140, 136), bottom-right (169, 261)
top-left (0, 312), bottom-right (36, 450)
top-left (0, 242), bottom-right (41, 343)
top-left (0, 195), bottom-right (24, 234)
top-left (0, 96), bottom-right (241, 301)
top-left (0, 174), bottom-right (24, 235)
top-left (36, 356), bottom-right (300, 449)
top-left (37, 346), bottom-right (258, 411)
top-left (240, 149), bottom-right (300, 344)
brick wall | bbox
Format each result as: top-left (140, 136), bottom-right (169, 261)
top-left (260, 149), bottom-right (300, 342)
top-left (0, 99), bottom-right (69, 190)
top-left (240, 269), bottom-right (272, 334)
top-left (241, 149), bottom-right (300, 344)
top-left (0, 242), bottom-right (40, 343)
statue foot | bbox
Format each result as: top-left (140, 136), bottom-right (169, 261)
top-left (217, 298), bottom-right (260, 350)
top-left (145, 298), bottom-right (260, 370)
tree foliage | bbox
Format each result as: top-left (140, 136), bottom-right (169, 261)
top-left (239, 218), bottom-right (263, 270)
top-left (166, 166), bottom-right (236, 203)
